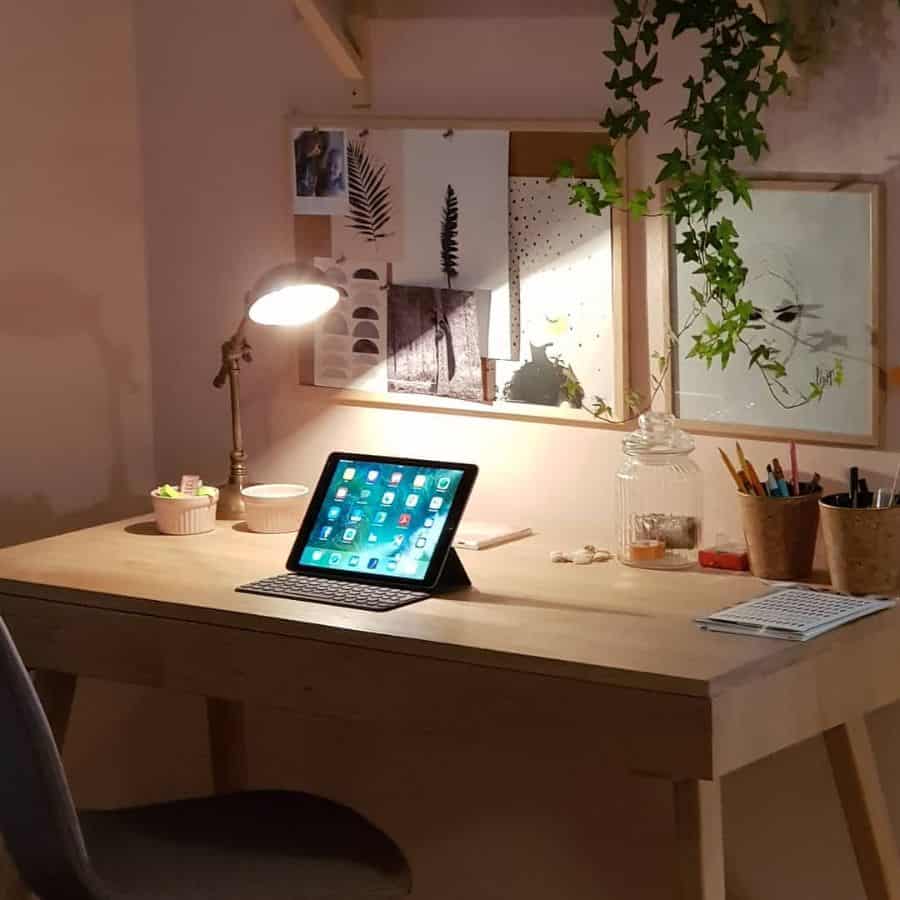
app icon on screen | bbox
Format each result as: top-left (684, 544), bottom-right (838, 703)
top-left (319, 526), bottom-right (333, 540)
top-left (335, 486), bottom-right (348, 501)
top-left (436, 476), bottom-right (451, 491)
top-left (343, 468), bottom-right (356, 481)
top-left (367, 558), bottom-right (379, 570)
top-left (328, 552), bottom-right (342, 565)
top-left (429, 496), bottom-right (443, 510)
top-left (349, 555), bottom-right (360, 566)
top-left (349, 508), bottom-right (363, 523)
top-left (327, 506), bottom-right (340, 521)
top-left (366, 469), bottom-right (380, 483)
top-left (398, 513), bottom-right (411, 527)
top-left (374, 511), bottom-right (388, 524)
top-left (415, 537), bottom-right (427, 548)
top-left (387, 560), bottom-right (398, 571)
top-left (393, 535), bottom-right (405, 547)
top-left (390, 472), bottom-right (403, 485)
top-left (311, 549), bottom-right (324, 561)
top-left (413, 474), bottom-right (427, 488)
top-left (342, 527), bottom-right (357, 543)
top-left (367, 533), bottom-right (378, 543)
top-left (423, 517), bottom-right (434, 528)
top-left (381, 491), bottom-right (396, 506)
top-left (405, 494), bottom-right (419, 508)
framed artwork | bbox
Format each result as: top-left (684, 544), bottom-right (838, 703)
top-left (292, 115), bottom-right (629, 426)
top-left (657, 180), bottom-right (883, 446)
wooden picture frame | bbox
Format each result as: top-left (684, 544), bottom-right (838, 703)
top-left (289, 114), bottom-right (629, 426)
top-left (652, 178), bottom-right (884, 447)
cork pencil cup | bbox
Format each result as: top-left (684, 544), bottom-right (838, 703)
top-left (820, 494), bottom-right (900, 595)
top-left (737, 487), bottom-right (821, 581)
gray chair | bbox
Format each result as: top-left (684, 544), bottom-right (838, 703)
top-left (0, 618), bottom-right (411, 900)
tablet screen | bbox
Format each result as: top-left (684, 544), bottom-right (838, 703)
top-left (295, 457), bottom-right (469, 582)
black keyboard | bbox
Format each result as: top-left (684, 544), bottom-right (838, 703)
top-left (236, 573), bottom-right (430, 611)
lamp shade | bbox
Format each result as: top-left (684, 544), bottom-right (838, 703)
top-left (247, 262), bottom-right (339, 327)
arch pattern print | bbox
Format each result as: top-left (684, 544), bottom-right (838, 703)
top-left (353, 321), bottom-right (379, 339)
top-left (312, 258), bottom-right (388, 391)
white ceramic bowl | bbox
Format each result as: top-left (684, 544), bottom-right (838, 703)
top-left (241, 483), bottom-right (309, 534)
top-left (151, 488), bottom-right (219, 535)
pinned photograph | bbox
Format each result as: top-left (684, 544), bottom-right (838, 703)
top-left (293, 128), bottom-right (348, 215)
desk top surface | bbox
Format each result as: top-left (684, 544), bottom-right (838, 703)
top-left (0, 517), bottom-right (893, 698)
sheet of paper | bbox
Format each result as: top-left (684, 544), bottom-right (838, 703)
top-left (313, 258), bottom-right (388, 392)
top-left (496, 177), bottom-right (615, 410)
top-left (329, 129), bottom-right (513, 361)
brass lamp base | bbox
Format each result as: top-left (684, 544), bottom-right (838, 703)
top-left (217, 480), bottom-right (246, 520)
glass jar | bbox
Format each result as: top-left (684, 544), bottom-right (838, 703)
top-left (615, 412), bottom-right (702, 569)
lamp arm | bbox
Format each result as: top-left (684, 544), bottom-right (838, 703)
top-left (211, 298), bottom-right (255, 519)
top-left (212, 299), bottom-right (252, 388)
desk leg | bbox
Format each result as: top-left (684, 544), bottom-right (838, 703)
top-left (206, 698), bottom-right (248, 793)
top-left (1, 670), bottom-right (78, 900)
top-left (31, 670), bottom-right (77, 748)
top-left (825, 717), bottom-right (900, 900)
top-left (673, 778), bottom-right (726, 900)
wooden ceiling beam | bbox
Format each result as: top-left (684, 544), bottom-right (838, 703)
top-left (293, 0), bottom-right (367, 89)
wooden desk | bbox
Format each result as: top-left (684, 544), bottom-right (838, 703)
top-left (1, 517), bottom-right (899, 899)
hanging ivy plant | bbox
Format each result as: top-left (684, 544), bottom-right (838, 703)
top-left (562, 0), bottom-right (866, 421)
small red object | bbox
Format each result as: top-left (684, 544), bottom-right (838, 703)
top-left (699, 544), bottom-right (749, 572)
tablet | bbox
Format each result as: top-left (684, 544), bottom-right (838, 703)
top-left (287, 452), bottom-right (478, 590)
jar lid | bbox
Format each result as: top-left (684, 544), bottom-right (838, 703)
top-left (623, 412), bottom-right (695, 457)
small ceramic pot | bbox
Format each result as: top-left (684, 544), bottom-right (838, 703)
top-left (151, 488), bottom-right (218, 535)
top-left (241, 483), bottom-right (309, 534)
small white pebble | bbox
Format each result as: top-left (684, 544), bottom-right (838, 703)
top-left (593, 550), bottom-right (612, 562)
top-left (550, 551), bottom-right (569, 563)
top-left (572, 549), bottom-right (594, 565)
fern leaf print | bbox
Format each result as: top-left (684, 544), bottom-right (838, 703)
top-left (346, 140), bottom-right (392, 244)
top-left (440, 184), bottom-right (459, 289)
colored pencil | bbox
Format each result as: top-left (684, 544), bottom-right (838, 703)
top-left (745, 460), bottom-right (765, 497)
top-left (735, 443), bottom-right (762, 495)
top-left (718, 448), bottom-right (746, 493)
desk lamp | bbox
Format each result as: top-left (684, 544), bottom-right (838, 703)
top-left (213, 262), bottom-right (338, 519)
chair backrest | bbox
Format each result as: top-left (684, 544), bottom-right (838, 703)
top-left (0, 618), bottom-right (102, 900)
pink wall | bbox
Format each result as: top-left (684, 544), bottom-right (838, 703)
top-left (131, 4), bottom-right (900, 899)
top-left (3, 2), bottom-right (898, 898)
top-left (139, 4), bottom-right (900, 550)
top-left (0, 0), bottom-right (156, 547)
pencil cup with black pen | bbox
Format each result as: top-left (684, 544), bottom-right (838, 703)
top-left (720, 442), bottom-right (822, 580)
